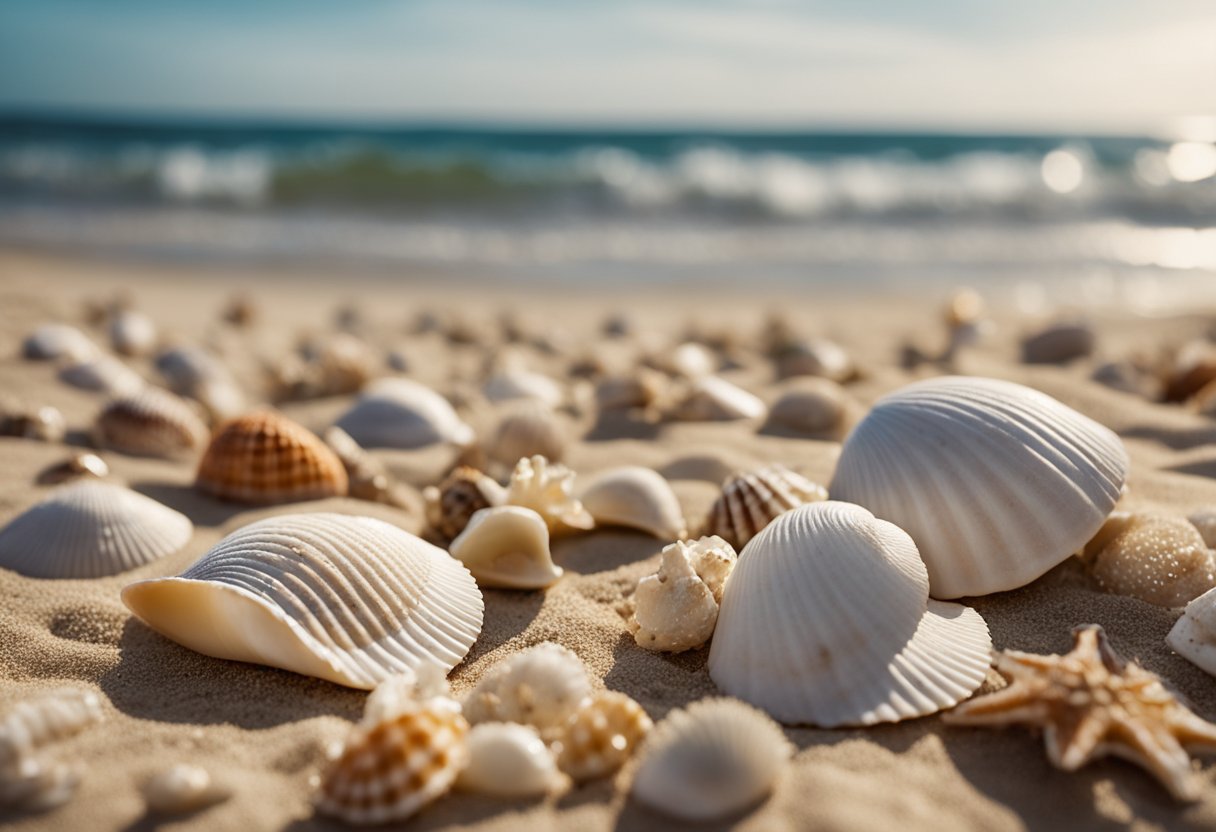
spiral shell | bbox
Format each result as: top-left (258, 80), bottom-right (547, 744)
top-left (456, 723), bottom-right (565, 797)
top-left (555, 692), bottom-right (652, 782)
top-left (423, 466), bottom-right (507, 542)
top-left (463, 643), bottom-right (592, 739)
top-left (580, 467), bottom-right (687, 540)
top-left (335, 378), bottom-right (474, 449)
top-left (95, 388), bottom-right (210, 459)
top-left (702, 464), bottom-right (828, 550)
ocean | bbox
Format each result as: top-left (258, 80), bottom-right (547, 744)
top-left (1, 114), bottom-right (1214, 292)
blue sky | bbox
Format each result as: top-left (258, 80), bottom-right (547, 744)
top-left (0, 0), bottom-right (1212, 131)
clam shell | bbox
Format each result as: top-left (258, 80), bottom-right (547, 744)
top-left (580, 467), bottom-right (687, 540)
top-left (630, 697), bottom-right (791, 822)
top-left (483, 370), bottom-right (564, 408)
top-left (0, 481), bottom-right (193, 579)
top-left (702, 464), bottom-right (828, 550)
top-left (766, 378), bottom-right (848, 435)
top-left (109, 310), bottom-right (157, 357)
top-left (830, 376), bottom-right (1129, 599)
top-left (632, 536), bottom-right (736, 653)
top-left (96, 388), bottom-right (210, 459)
top-left (456, 723), bottom-right (565, 797)
top-left (555, 692), bottom-right (652, 782)
top-left (666, 376), bottom-right (767, 422)
top-left (195, 410), bottom-right (348, 504)
top-left (335, 378), bottom-right (473, 449)
top-left (1168, 586), bottom-right (1216, 677)
top-left (58, 356), bottom-right (144, 397)
top-left (708, 502), bottom-right (992, 727)
top-left (22, 324), bottom-right (98, 362)
top-left (463, 642), bottom-right (592, 738)
top-left (448, 506), bottom-right (562, 590)
top-left (504, 455), bottom-right (594, 534)
top-left (143, 764), bottom-right (229, 814)
top-left (122, 513), bottom-right (484, 689)
top-left (423, 466), bottom-right (507, 542)
top-left (486, 401), bottom-right (568, 467)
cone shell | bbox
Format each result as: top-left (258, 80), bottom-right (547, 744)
top-left (121, 513), bottom-right (484, 689)
top-left (702, 464), bottom-right (828, 550)
top-left (708, 502), bottom-right (992, 727)
top-left (335, 378), bottom-right (474, 449)
top-left (504, 455), bottom-right (594, 534)
top-left (830, 376), bottom-right (1129, 599)
top-left (486, 401), bottom-right (568, 467)
top-left (667, 376), bottom-right (767, 422)
top-left (0, 481), bottom-right (193, 579)
top-left (555, 692), bottom-right (652, 782)
top-left (22, 324), bottom-right (98, 362)
top-left (424, 466), bottom-right (506, 542)
top-left (456, 723), bottom-right (565, 797)
top-left (195, 410), bottom-right (348, 504)
top-left (448, 506), bottom-right (562, 590)
top-left (58, 356), bottom-right (144, 397)
top-left (630, 698), bottom-right (791, 822)
top-left (1168, 586), bottom-right (1216, 677)
top-left (96, 388), bottom-right (210, 459)
top-left (463, 643), bottom-right (592, 738)
top-left (580, 467), bottom-right (687, 540)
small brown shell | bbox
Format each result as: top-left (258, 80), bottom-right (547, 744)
top-left (554, 692), bottom-right (653, 782)
top-left (95, 388), bottom-right (210, 459)
top-left (36, 453), bottom-right (110, 486)
top-left (424, 466), bottom-right (506, 542)
top-left (195, 410), bottom-right (348, 504)
top-left (702, 464), bottom-right (828, 550)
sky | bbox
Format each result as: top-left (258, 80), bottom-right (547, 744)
top-left (0, 0), bottom-right (1213, 133)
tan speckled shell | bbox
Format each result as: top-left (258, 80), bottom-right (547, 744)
top-left (1083, 513), bottom-right (1216, 607)
top-left (702, 465), bottom-right (828, 550)
top-left (96, 388), bottom-right (210, 459)
top-left (424, 466), bottom-right (506, 542)
top-left (555, 692), bottom-right (652, 782)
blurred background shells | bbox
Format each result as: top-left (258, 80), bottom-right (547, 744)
top-left (1190, 509), bottom-right (1216, 549)
top-left (58, 356), bottom-right (144, 397)
top-left (0, 687), bottom-right (105, 811)
top-left (774, 337), bottom-right (854, 382)
top-left (580, 466), bottom-right (687, 540)
top-left (335, 377), bottom-right (474, 449)
top-left (95, 388), bottom-right (210, 459)
top-left (0, 403), bottom-right (66, 442)
top-left (1082, 513), bottom-right (1216, 607)
top-left (463, 643), bottom-right (591, 739)
top-left (456, 723), bottom-right (565, 798)
top-left (36, 452), bottom-right (110, 486)
top-left (448, 506), bottom-right (562, 590)
top-left (424, 466), bottom-right (506, 542)
top-left (154, 346), bottom-right (246, 423)
top-left (143, 764), bottom-right (229, 815)
top-left (1019, 319), bottom-right (1095, 364)
top-left (701, 464), bottom-right (828, 550)
top-left (554, 691), bottom-right (651, 783)
top-left (321, 426), bottom-right (413, 508)
top-left (483, 369), bottom-right (564, 409)
top-left (108, 309), bottom-right (157, 356)
top-left (631, 536), bottom-right (736, 653)
top-left (22, 324), bottom-right (98, 362)
top-left (484, 401), bottom-right (568, 468)
top-left (665, 376), bottom-right (766, 422)
top-left (765, 378), bottom-right (849, 436)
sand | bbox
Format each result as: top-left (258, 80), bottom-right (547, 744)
top-left (3, 249), bottom-right (1216, 831)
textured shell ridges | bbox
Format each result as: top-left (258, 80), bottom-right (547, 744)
top-left (95, 387), bottom-right (210, 458)
top-left (555, 691), bottom-right (652, 782)
top-left (702, 464), bottom-right (828, 550)
top-left (463, 643), bottom-right (592, 739)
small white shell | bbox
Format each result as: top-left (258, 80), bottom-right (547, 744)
top-left (775, 338), bottom-right (853, 381)
top-left (143, 764), bottom-right (229, 814)
top-left (335, 378), bottom-right (474, 449)
top-left (504, 455), bottom-right (594, 534)
top-left (486, 401), bottom-right (568, 467)
top-left (667, 376), bottom-right (767, 422)
top-left (701, 464), bottom-right (828, 550)
top-left (632, 537), bottom-right (737, 653)
top-left (58, 356), bottom-right (144, 397)
top-left (122, 514), bottom-right (484, 689)
top-left (463, 643), bottom-right (592, 738)
top-left (0, 481), bottom-right (193, 579)
top-left (1168, 586), bottom-right (1216, 678)
top-left (580, 467), bottom-right (687, 540)
top-left (154, 347), bottom-right (245, 421)
top-left (630, 698), bottom-right (791, 822)
top-left (663, 342), bottom-right (716, 379)
top-left (449, 506), bottom-right (562, 590)
top-left (456, 723), bottom-right (565, 797)
top-left (22, 324), bottom-right (98, 362)
top-left (483, 370), bottom-right (564, 409)
top-left (109, 310), bottom-right (157, 357)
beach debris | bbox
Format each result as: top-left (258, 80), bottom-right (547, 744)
top-left (0, 481), bottom-right (192, 579)
top-left (1168, 586), bottom-right (1216, 679)
top-left (196, 410), bottom-right (348, 504)
top-left (1081, 513), bottom-right (1216, 607)
top-left (0, 687), bottom-right (105, 811)
top-left (1019, 320), bottom-right (1094, 364)
top-left (0, 403), bottom-right (66, 442)
top-left (95, 388), bottom-right (210, 459)
top-left (58, 356), bottom-right (144, 397)
top-left (594, 370), bottom-right (667, 414)
top-left (830, 376), bottom-right (1129, 599)
top-left (21, 324), bottom-right (98, 362)
top-left (122, 514), bottom-right (484, 689)
top-left (1189, 509), bottom-right (1216, 548)
top-left (774, 338), bottom-right (854, 382)
top-left (765, 378), bottom-right (848, 435)
top-left (36, 452), bottom-right (110, 486)
top-left (463, 643), bottom-right (592, 740)
top-left (143, 764), bottom-right (229, 815)
top-left (449, 506), bottom-right (562, 590)
top-left (108, 309), bottom-right (157, 357)
top-left (580, 466), bottom-right (687, 540)
top-left (322, 426), bottom-right (413, 508)
top-left (631, 536), bottom-right (736, 653)
top-left (946, 625), bottom-right (1216, 802)
top-left (504, 455), bottom-right (594, 534)
top-left (702, 464), bottom-right (828, 551)
top-left (335, 377), bottom-right (474, 449)
top-left (154, 346), bottom-right (245, 423)
top-left (554, 691), bottom-right (652, 782)
top-left (484, 401), bottom-right (568, 467)
top-left (423, 466), bottom-right (506, 542)
top-left (456, 723), bottom-right (566, 798)
top-left (629, 698), bottom-right (791, 822)
top-left (709, 502), bottom-right (992, 726)
top-left (666, 376), bottom-right (767, 422)
top-left (483, 369), bottom-right (564, 409)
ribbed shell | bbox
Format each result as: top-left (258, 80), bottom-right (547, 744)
top-left (96, 388), bottom-right (210, 458)
top-left (708, 502), bottom-right (992, 727)
top-left (830, 376), bottom-right (1129, 599)
top-left (456, 723), bottom-right (564, 797)
top-left (702, 465), bottom-right (828, 550)
top-left (335, 378), bottom-right (474, 449)
top-left (121, 514), bottom-right (484, 689)
top-left (0, 481), bottom-right (193, 579)
top-left (580, 467), bottom-right (687, 540)
top-left (58, 356), bottom-right (144, 397)
top-left (195, 410), bottom-right (348, 504)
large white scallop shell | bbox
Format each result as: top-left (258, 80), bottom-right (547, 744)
top-left (455, 723), bottom-right (565, 797)
top-left (580, 467), bottom-right (687, 540)
top-left (462, 643), bottom-right (592, 739)
top-left (1167, 587), bottom-right (1216, 677)
top-left (335, 378), bottom-right (474, 449)
top-left (122, 514), bottom-right (484, 689)
top-left (22, 324), bottom-right (99, 362)
top-left (58, 356), bottom-right (144, 396)
top-left (630, 698), bottom-right (791, 822)
top-left (0, 481), bottom-right (193, 579)
top-left (830, 376), bottom-right (1129, 599)
top-left (708, 502), bottom-right (991, 727)
top-left (448, 506), bottom-right (562, 589)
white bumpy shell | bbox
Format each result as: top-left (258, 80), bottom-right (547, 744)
top-left (455, 722), bottom-right (565, 797)
top-left (830, 376), bottom-right (1129, 599)
top-left (462, 643), bottom-right (592, 739)
top-left (448, 506), bottom-right (563, 589)
top-left (631, 537), bottom-right (737, 653)
top-left (580, 467), bottom-right (687, 540)
top-left (335, 378), bottom-right (474, 449)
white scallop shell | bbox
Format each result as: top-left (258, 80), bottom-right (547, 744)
top-left (483, 370), bottom-right (563, 409)
top-left (143, 764), bottom-right (229, 814)
top-left (667, 376), bottom-right (767, 422)
top-left (58, 356), bottom-right (144, 396)
top-left (456, 723), bottom-right (565, 797)
top-left (829, 376), bottom-right (1129, 599)
top-left (708, 502), bottom-right (992, 727)
top-left (1167, 587), bottom-right (1216, 677)
top-left (505, 455), bottom-right (594, 534)
top-left (630, 698), bottom-right (791, 822)
top-left (449, 506), bottom-right (562, 590)
top-left (335, 378), bottom-right (474, 449)
top-left (0, 481), bottom-right (193, 579)
top-left (580, 467), bottom-right (687, 540)
top-left (109, 310), bottom-right (157, 356)
top-left (632, 536), bottom-right (737, 653)
top-left (463, 642), bottom-right (592, 738)
top-left (122, 513), bottom-right (484, 689)
top-left (22, 324), bottom-right (99, 362)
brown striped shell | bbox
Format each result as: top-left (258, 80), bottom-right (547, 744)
top-left (95, 388), bottom-right (210, 459)
top-left (702, 464), bottom-right (828, 550)
top-left (423, 466), bottom-right (506, 542)
top-left (554, 691), bottom-right (652, 782)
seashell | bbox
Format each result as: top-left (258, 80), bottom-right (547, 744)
top-left (58, 356), bottom-right (144, 397)
top-left (335, 378), bottom-right (474, 449)
top-left (775, 338), bottom-right (853, 382)
top-left (95, 388), bottom-right (210, 459)
top-left (1082, 513), bottom-right (1216, 607)
top-left (595, 370), bottom-right (666, 412)
top-left (305, 333), bottom-right (376, 395)
top-left (485, 401), bottom-right (568, 467)
top-left (504, 455), bottom-right (594, 534)
top-left (122, 513), bottom-right (484, 689)
top-left (448, 506), bottom-right (561, 589)
top-left (321, 426), bottom-right (412, 508)
top-left (0, 687), bottom-right (104, 811)
top-left (0, 404), bottom-right (66, 442)
top-left (0, 481), bottom-right (193, 579)
top-left (708, 502), bottom-right (992, 726)
top-left (423, 466), bottom-right (506, 542)
top-left (701, 464), bottom-right (828, 551)
top-left (630, 697), bottom-right (791, 822)
top-left (483, 370), bottom-right (564, 409)
top-left (221, 294), bottom-right (257, 327)
top-left (456, 723), bottom-right (565, 797)
top-left (154, 346), bottom-right (240, 402)
top-left (661, 342), bottom-right (716, 379)
top-left (830, 376), bottom-right (1129, 599)
top-left (195, 410), bottom-right (348, 504)
top-left (766, 378), bottom-right (848, 435)
top-left (1165, 341), bottom-right (1216, 402)
top-left (631, 536), bottom-right (736, 653)
top-left (555, 691), bottom-right (652, 782)
top-left (36, 452), bottom-right (110, 486)
top-left (944, 288), bottom-right (985, 330)
top-left (22, 324), bottom-right (98, 362)
top-left (1189, 509), bottom-right (1216, 549)
top-left (463, 642), bottom-right (592, 739)
top-left (143, 764), bottom-right (229, 814)
top-left (361, 664), bottom-right (452, 726)
top-left (666, 376), bottom-right (766, 422)
top-left (1168, 586), bottom-right (1216, 678)
top-left (109, 309), bottom-right (157, 356)
top-left (580, 467), bottom-right (687, 540)
top-left (1020, 320), bottom-right (1095, 364)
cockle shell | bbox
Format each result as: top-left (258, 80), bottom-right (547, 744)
top-left (195, 410), bottom-right (348, 504)
top-left (0, 687), bottom-right (105, 811)
top-left (448, 506), bottom-right (562, 589)
top-left (456, 723), bottom-right (565, 797)
top-left (0, 481), bottom-right (193, 579)
top-left (335, 378), bottom-right (474, 449)
top-left (95, 388), bottom-right (210, 458)
top-left (58, 356), bottom-right (144, 397)
top-left (483, 370), bottom-right (564, 409)
top-left (1082, 513), bottom-right (1216, 607)
top-left (122, 514), bottom-right (484, 689)
top-left (463, 643), bottom-right (592, 739)
top-left (630, 698), bottom-right (791, 822)
top-left (702, 464), bottom-right (828, 550)
top-left (661, 342), bottom-right (716, 379)
top-left (1168, 587), bottom-right (1216, 678)
top-left (631, 536), bottom-right (737, 653)
top-left (109, 309), bottom-right (157, 356)
top-left (424, 466), bottom-right (507, 542)
top-left (830, 376), bottom-right (1129, 599)
top-left (766, 378), bottom-right (848, 435)
top-left (554, 691), bottom-right (652, 782)
top-left (485, 401), bottom-right (568, 467)
top-left (708, 502), bottom-right (992, 726)
top-left (580, 467), bottom-right (687, 540)
top-left (143, 764), bottom-right (229, 814)
top-left (22, 324), bottom-right (98, 362)
top-left (666, 376), bottom-right (767, 422)
top-left (504, 455), bottom-right (594, 534)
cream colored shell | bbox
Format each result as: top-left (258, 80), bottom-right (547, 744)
top-left (1083, 513), bottom-right (1216, 607)
top-left (335, 377), bottom-right (474, 449)
top-left (456, 723), bottom-right (565, 797)
top-left (766, 378), bottom-right (848, 435)
top-left (702, 464), bottom-right (828, 550)
top-left (463, 643), bottom-right (592, 739)
top-left (1168, 586), bottom-right (1216, 678)
top-left (555, 691), bottom-right (652, 782)
top-left (143, 764), bottom-right (229, 814)
top-left (448, 506), bottom-right (562, 590)
top-left (631, 536), bottom-right (736, 653)
top-left (0, 687), bottom-right (105, 811)
top-left (22, 324), bottom-right (98, 362)
top-left (486, 401), bottom-right (568, 467)
top-left (504, 455), bottom-right (594, 534)
top-left (667, 376), bottom-right (767, 422)
top-left (59, 356), bottom-right (144, 397)
top-left (580, 467), bottom-right (687, 540)
top-left (483, 370), bottom-right (563, 409)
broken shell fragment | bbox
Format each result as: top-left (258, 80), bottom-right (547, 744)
top-left (555, 691), bottom-right (652, 782)
top-left (580, 466), bottom-right (687, 540)
top-left (631, 536), bottom-right (737, 653)
top-left (702, 464), bottom-right (828, 551)
top-left (1168, 587), bottom-right (1216, 678)
top-left (456, 723), bottom-right (565, 798)
top-left (1083, 513), bottom-right (1216, 607)
top-left (449, 506), bottom-right (562, 590)
top-left (504, 455), bottom-right (594, 534)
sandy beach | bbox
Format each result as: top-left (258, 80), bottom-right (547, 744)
top-left (3, 248), bottom-right (1216, 831)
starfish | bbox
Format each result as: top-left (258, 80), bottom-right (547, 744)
top-left (944, 624), bottom-right (1216, 801)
